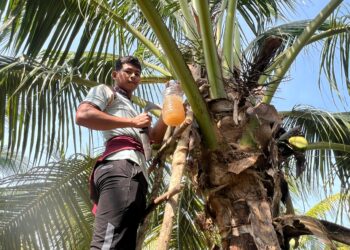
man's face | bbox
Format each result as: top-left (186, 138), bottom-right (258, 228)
top-left (112, 63), bottom-right (141, 95)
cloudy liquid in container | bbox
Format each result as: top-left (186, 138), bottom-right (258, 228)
top-left (162, 94), bottom-right (185, 126)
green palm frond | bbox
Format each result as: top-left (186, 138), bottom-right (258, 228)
top-left (289, 186), bottom-right (350, 249)
top-left (282, 106), bottom-right (350, 143)
top-left (245, 0), bottom-right (348, 103)
top-left (319, 11), bottom-right (350, 102)
top-left (240, 11), bottom-right (350, 105)
top-left (286, 176), bottom-right (350, 249)
top-left (0, 1), bottom-right (6, 14)
top-left (253, 14), bottom-right (350, 48)
top-left (0, 0), bottom-right (186, 69)
top-left (245, 2), bottom-right (349, 104)
top-left (250, 17), bottom-right (350, 101)
top-left (0, 0), bottom-right (160, 66)
top-left (0, 150), bottom-right (30, 177)
top-left (0, 0), bottom-right (299, 60)
top-left (0, 55), bottom-right (90, 164)
top-left (211, 0), bottom-right (297, 36)
top-left (193, 0), bottom-right (226, 99)
top-left (174, 180), bottom-right (220, 250)
top-left (236, 0), bottom-right (297, 35)
top-left (0, 154), bottom-right (95, 249)
top-left (306, 193), bottom-right (349, 221)
top-left (281, 106), bottom-right (350, 190)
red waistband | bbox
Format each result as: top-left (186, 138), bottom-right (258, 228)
top-left (98, 135), bottom-right (144, 162)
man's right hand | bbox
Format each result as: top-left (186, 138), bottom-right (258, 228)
top-left (132, 113), bottom-right (152, 128)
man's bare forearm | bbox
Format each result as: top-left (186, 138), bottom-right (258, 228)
top-left (76, 103), bottom-right (151, 130)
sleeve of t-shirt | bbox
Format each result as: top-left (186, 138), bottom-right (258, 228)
top-left (82, 84), bottom-right (115, 111)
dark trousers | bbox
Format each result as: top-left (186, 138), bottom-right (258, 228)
top-left (90, 160), bottom-right (148, 250)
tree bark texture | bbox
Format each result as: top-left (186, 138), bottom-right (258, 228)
top-left (206, 168), bottom-right (281, 250)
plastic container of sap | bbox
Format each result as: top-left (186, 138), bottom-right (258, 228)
top-left (162, 80), bottom-right (186, 126)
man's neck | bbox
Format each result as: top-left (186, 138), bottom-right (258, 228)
top-left (114, 86), bottom-right (132, 99)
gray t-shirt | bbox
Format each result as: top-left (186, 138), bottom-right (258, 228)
top-left (83, 84), bottom-right (148, 181)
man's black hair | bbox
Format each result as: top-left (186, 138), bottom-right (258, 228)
top-left (115, 56), bottom-right (142, 72)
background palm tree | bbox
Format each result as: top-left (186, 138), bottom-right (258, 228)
top-left (288, 180), bottom-right (350, 249)
top-left (1, 0), bottom-right (350, 249)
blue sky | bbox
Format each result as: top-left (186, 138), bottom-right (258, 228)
top-left (273, 0), bottom-right (350, 112)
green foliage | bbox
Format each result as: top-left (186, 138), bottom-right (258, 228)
top-left (0, 55), bottom-right (90, 165)
top-left (281, 106), bottom-right (350, 190)
top-left (0, 154), bottom-right (95, 249)
top-left (141, 167), bottom-right (220, 250)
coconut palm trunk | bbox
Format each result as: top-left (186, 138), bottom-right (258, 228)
top-left (183, 69), bottom-right (285, 249)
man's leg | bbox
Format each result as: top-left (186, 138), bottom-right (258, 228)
top-left (90, 160), bottom-right (147, 250)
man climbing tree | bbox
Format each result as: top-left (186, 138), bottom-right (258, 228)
top-left (76, 56), bottom-right (167, 249)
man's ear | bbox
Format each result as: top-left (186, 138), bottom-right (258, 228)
top-left (111, 70), bottom-right (118, 80)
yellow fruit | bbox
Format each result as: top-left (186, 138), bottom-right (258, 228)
top-left (288, 136), bottom-right (308, 150)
